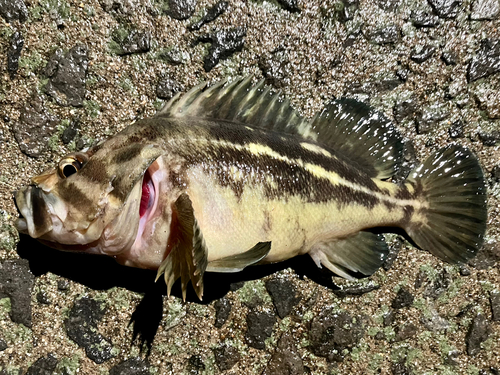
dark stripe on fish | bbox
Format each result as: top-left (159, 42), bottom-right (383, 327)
top-left (58, 182), bottom-right (94, 210)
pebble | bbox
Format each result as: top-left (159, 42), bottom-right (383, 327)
top-left (393, 97), bottom-right (418, 124)
top-left (441, 51), bottom-right (457, 65)
top-left (468, 241), bottom-right (500, 269)
top-left (428, 0), bottom-right (462, 18)
top-left (156, 77), bottom-right (183, 101)
top-left (423, 269), bottom-right (450, 299)
top-left (0, 0), bottom-right (28, 23)
top-left (188, 1), bottom-right (228, 31)
top-left (383, 238), bottom-right (404, 270)
top-left (410, 45), bottom-right (437, 63)
top-left (42, 45), bottom-right (88, 107)
top-left (25, 354), bottom-right (58, 375)
top-left (109, 358), bottom-right (150, 375)
top-left (392, 288), bottom-right (414, 309)
top-left (265, 278), bottom-right (301, 318)
top-left (57, 279), bottom-right (70, 291)
top-left (394, 323), bottom-right (417, 342)
top-left (259, 48), bottom-right (292, 89)
top-left (262, 333), bottom-right (304, 375)
top-left (213, 344), bottom-right (240, 371)
top-left (368, 25), bottom-right (399, 44)
top-left (185, 355), bottom-right (205, 374)
top-left (421, 306), bottom-right (450, 331)
top-left (65, 297), bottom-right (116, 363)
top-left (245, 310), bottom-right (277, 350)
top-left (339, 0), bottom-right (359, 21)
top-left (468, 39), bottom-right (500, 82)
top-left (116, 30), bottom-right (151, 56)
top-left (277, 0), bottom-right (300, 12)
top-left (100, 0), bottom-right (138, 15)
top-left (213, 297), bottom-right (231, 328)
top-left (197, 27), bottom-right (246, 72)
top-left (411, 10), bottom-right (440, 27)
top-left (36, 291), bottom-right (51, 305)
top-left (0, 339), bottom-right (6, 351)
top-left (471, 0), bottom-right (500, 20)
top-left (309, 309), bottom-right (366, 362)
top-left (7, 31), bottom-right (24, 78)
top-left (466, 313), bottom-right (491, 356)
top-left (392, 361), bottom-right (411, 375)
top-left (490, 291), bottom-right (500, 321)
top-left (13, 96), bottom-right (58, 157)
top-left (415, 105), bottom-right (450, 134)
top-left (0, 259), bottom-right (34, 327)
top-left (492, 165), bottom-right (500, 182)
top-left (334, 283), bottom-right (380, 297)
top-left (377, 0), bottom-right (400, 12)
top-left (478, 131), bottom-right (500, 146)
top-left (474, 88), bottom-right (500, 119)
top-left (167, 0), bottom-right (196, 20)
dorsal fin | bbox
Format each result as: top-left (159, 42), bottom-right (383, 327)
top-left (304, 99), bottom-right (404, 179)
top-left (158, 78), bottom-right (404, 179)
top-left (156, 76), bottom-right (309, 136)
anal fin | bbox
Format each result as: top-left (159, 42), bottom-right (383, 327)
top-left (206, 242), bottom-right (271, 273)
top-left (309, 232), bottom-right (389, 280)
top-left (155, 193), bottom-right (208, 301)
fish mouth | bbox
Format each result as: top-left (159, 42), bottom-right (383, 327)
top-left (14, 186), bottom-right (53, 238)
top-left (136, 164), bottom-right (159, 242)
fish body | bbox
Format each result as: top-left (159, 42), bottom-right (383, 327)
top-left (14, 78), bottom-right (488, 299)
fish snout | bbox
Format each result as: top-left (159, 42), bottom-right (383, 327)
top-left (14, 186), bottom-right (53, 238)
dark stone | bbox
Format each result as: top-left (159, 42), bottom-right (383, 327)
top-left (277, 0), bottom-right (300, 12)
top-left (393, 97), bottom-right (418, 124)
top-left (383, 310), bottom-right (396, 326)
top-left (57, 279), bottom-right (70, 291)
top-left (410, 45), bottom-right (437, 63)
top-left (157, 47), bottom-right (188, 65)
top-left (13, 96), bottom-right (58, 157)
top-left (421, 308), bottom-right (450, 331)
top-left (468, 39), bottom-right (500, 82)
top-left (383, 238), bottom-right (404, 270)
top-left (459, 264), bottom-right (471, 276)
top-left (25, 354), bottom-right (58, 375)
top-left (166, 0), bottom-right (196, 20)
top-left (478, 131), bottom-right (500, 146)
top-left (411, 10), bottom-right (440, 27)
top-left (339, 0), bottom-right (359, 21)
top-left (471, 0), bottom-right (500, 20)
top-left (444, 349), bottom-right (460, 366)
top-left (156, 78), bottom-right (183, 101)
top-left (343, 30), bottom-right (362, 48)
top-left (61, 124), bottom-right (79, 145)
top-left (309, 309), bottom-right (366, 362)
top-left (263, 333), bottom-right (304, 375)
top-left (441, 51), bottom-right (457, 65)
top-left (0, 339), bottom-right (6, 351)
top-left (492, 165), bottom-right (500, 182)
top-left (229, 281), bottom-right (245, 291)
top-left (415, 105), bottom-right (450, 134)
top-left (7, 31), bottom-right (24, 78)
top-left (396, 67), bottom-right (410, 81)
top-left (42, 44), bottom-right (88, 107)
top-left (392, 288), bottom-right (414, 309)
top-left (414, 269), bottom-right (428, 289)
top-left (369, 25), bottom-right (399, 44)
top-left (334, 283), bottom-right (380, 297)
top-left (466, 314), bottom-right (491, 356)
top-left (65, 297), bottom-right (116, 364)
top-left (259, 48), bottom-right (292, 89)
top-left (448, 120), bottom-right (464, 138)
top-left (394, 323), bottom-right (417, 342)
top-left (245, 310), bottom-right (277, 350)
top-left (109, 358), bottom-right (150, 375)
top-left (197, 27), bottom-right (246, 72)
top-left (468, 242), bottom-right (500, 269)
top-left (265, 278), bottom-right (301, 318)
top-left (116, 30), bottom-right (151, 56)
top-left (213, 344), bottom-right (240, 371)
top-left (474, 89), bottom-right (500, 119)
top-left (377, 0), bottom-right (400, 11)
top-left (213, 297), bottom-right (231, 328)
top-left (0, 259), bottom-right (34, 327)
top-left (36, 291), bottom-right (51, 305)
top-left (424, 269), bottom-right (451, 299)
top-left (185, 355), bottom-right (205, 374)
top-left (0, 0), bottom-right (28, 22)
top-left (427, 0), bottom-right (462, 18)
top-left (100, 0), bottom-right (137, 15)
top-left (392, 361), bottom-right (412, 375)
top-left (188, 1), bottom-right (228, 31)
top-left (490, 291), bottom-right (500, 321)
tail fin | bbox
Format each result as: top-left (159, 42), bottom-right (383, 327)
top-left (405, 145), bottom-right (487, 264)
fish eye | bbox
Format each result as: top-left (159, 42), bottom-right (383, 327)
top-left (57, 153), bottom-right (88, 179)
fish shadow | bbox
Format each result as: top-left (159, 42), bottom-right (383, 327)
top-left (17, 234), bottom-right (342, 354)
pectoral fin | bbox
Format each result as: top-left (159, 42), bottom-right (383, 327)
top-left (156, 193), bottom-right (208, 301)
top-left (206, 241), bottom-right (271, 273)
top-left (309, 232), bottom-right (389, 280)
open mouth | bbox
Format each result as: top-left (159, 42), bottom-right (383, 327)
top-left (140, 168), bottom-right (155, 218)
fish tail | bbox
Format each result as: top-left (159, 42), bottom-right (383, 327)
top-left (404, 145), bottom-right (487, 263)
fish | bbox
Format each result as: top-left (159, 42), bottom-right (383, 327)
top-left (14, 77), bottom-right (488, 300)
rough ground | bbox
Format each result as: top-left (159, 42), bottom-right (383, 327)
top-left (0, 0), bottom-right (499, 374)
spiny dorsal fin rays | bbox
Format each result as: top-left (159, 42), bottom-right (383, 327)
top-left (155, 193), bottom-right (208, 301)
top-left (155, 77), bottom-right (310, 138)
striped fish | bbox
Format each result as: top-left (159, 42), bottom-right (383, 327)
top-left (14, 77), bottom-right (487, 300)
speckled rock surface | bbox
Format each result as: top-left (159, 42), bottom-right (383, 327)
top-left (0, 0), bottom-right (499, 374)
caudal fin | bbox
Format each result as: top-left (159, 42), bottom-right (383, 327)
top-left (405, 145), bottom-right (487, 264)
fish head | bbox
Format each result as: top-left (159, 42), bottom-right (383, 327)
top-left (14, 142), bottom-right (163, 256)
